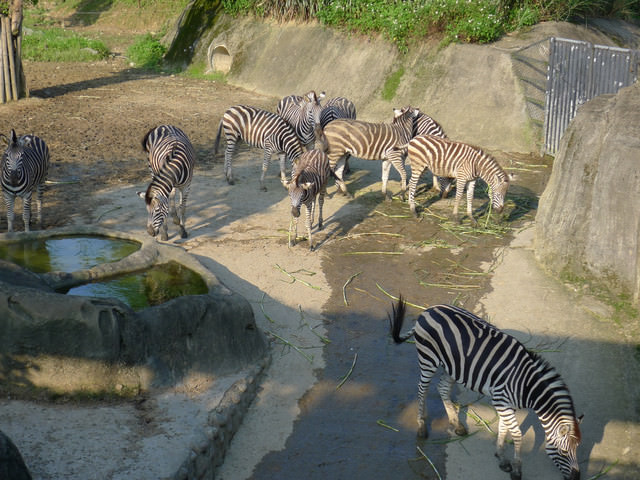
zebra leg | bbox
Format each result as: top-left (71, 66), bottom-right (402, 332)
top-left (259, 148), bottom-right (273, 192)
top-left (408, 169), bottom-right (422, 217)
top-left (494, 407), bottom-right (523, 480)
top-left (224, 139), bottom-right (237, 185)
top-left (289, 214), bottom-right (298, 247)
top-left (380, 159), bottom-right (393, 201)
top-left (3, 192), bottom-right (15, 232)
top-left (389, 152), bottom-right (408, 201)
top-left (332, 155), bottom-right (351, 197)
top-left (278, 153), bottom-right (288, 188)
top-left (436, 375), bottom-right (468, 436)
top-left (35, 183), bottom-right (45, 229)
top-left (317, 188), bottom-right (326, 230)
top-left (305, 201), bottom-right (314, 251)
top-left (466, 179), bottom-right (477, 226)
top-left (452, 178), bottom-right (467, 223)
top-left (175, 187), bottom-right (189, 238)
top-left (159, 220), bottom-right (169, 242)
top-left (416, 363), bottom-right (438, 438)
top-left (22, 190), bottom-right (33, 232)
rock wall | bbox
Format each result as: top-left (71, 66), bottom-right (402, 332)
top-left (534, 81), bottom-right (640, 304)
top-left (178, 10), bottom-right (628, 153)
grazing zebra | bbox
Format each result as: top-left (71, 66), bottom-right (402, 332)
top-left (287, 149), bottom-right (332, 251)
top-left (322, 106), bottom-right (419, 199)
top-left (277, 91), bottom-right (325, 149)
top-left (0, 129), bottom-right (50, 232)
top-left (390, 298), bottom-right (581, 480)
top-left (137, 125), bottom-right (195, 241)
top-left (214, 105), bottom-right (303, 191)
top-left (406, 134), bottom-right (510, 224)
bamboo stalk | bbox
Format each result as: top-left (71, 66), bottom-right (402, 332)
top-left (5, 16), bottom-right (17, 100)
top-left (0, 17), bottom-right (7, 103)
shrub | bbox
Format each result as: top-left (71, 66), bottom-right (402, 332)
top-left (126, 34), bottom-right (166, 69)
top-left (22, 28), bottom-right (110, 62)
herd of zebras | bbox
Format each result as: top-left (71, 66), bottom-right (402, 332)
top-left (0, 91), bottom-right (580, 480)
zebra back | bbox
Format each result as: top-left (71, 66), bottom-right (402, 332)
top-left (142, 125), bottom-right (195, 188)
top-left (413, 111), bottom-right (446, 138)
top-left (218, 105), bottom-right (303, 162)
top-left (277, 91), bottom-right (325, 147)
top-left (323, 106), bottom-right (417, 165)
top-left (320, 96), bottom-right (357, 128)
top-left (1, 129), bottom-right (50, 197)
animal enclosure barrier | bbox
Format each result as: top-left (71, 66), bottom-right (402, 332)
top-left (543, 37), bottom-right (639, 155)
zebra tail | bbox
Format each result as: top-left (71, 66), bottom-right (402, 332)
top-left (389, 295), bottom-right (414, 344)
top-left (214, 119), bottom-right (223, 156)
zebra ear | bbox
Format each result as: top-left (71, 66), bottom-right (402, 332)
top-left (9, 129), bottom-right (18, 144)
top-left (301, 181), bottom-right (314, 190)
top-left (137, 191), bottom-right (146, 200)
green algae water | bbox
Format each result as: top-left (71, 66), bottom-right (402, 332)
top-left (0, 235), bottom-right (140, 273)
top-left (66, 261), bottom-right (209, 311)
top-left (0, 236), bottom-right (208, 310)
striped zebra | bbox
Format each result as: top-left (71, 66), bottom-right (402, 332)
top-left (137, 125), bottom-right (195, 241)
top-left (406, 134), bottom-right (510, 224)
top-left (411, 111), bottom-right (452, 196)
top-left (390, 298), bottom-right (581, 480)
top-left (322, 106), bottom-right (419, 199)
top-left (277, 91), bottom-right (325, 149)
top-left (287, 149), bottom-right (333, 251)
top-left (1, 129), bottom-right (50, 232)
top-left (319, 96), bottom-right (357, 172)
top-left (214, 105), bottom-right (303, 191)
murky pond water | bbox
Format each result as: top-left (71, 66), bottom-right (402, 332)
top-left (0, 236), bottom-right (209, 310)
top-left (251, 155), bottom-right (549, 479)
top-left (0, 235), bottom-right (140, 273)
top-left (65, 261), bottom-right (209, 311)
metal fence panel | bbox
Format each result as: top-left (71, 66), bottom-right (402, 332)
top-left (543, 37), bottom-right (639, 155)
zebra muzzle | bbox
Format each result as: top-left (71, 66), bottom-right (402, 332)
top-left (147, 225), bottom-right (158, 237)
top-left (291, 207), bottom-right (301, 218)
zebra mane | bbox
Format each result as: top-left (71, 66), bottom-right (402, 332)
top-left (141, 126), bottom-right (157, 152)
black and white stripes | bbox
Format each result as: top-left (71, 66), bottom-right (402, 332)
top-left (215, 105), bottom-right (303, 191)
top-left (287, 149), bottom-right (332, 251)
top-left (138, 125), bottom-right (195, 241)
top-left (390, 298), bottom-right (581, 480)
top-left (1, 129), bottom-right (50, 232)
top-left (322, 106), bottom-right (419, 199)
top-left (277, 91), bottom-right (325, 149)
top-left (406, 134), bottom-right (510, 224)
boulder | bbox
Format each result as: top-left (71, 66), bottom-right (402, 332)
top-left (534, 81), bottom-right (640, 304)
top-left (0, 430), bottom-right (31, 480)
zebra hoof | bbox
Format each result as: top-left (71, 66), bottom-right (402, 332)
top-left (509, 471), bottom-right (522, 480)
top-left (495, 456), bottom-right (512, 473)
top-left (180, 230), bottom-right (188, 239)
top-left (417, 424), bottom-right (428, 439)
top-left (454, 424), bottom-right (468, 436)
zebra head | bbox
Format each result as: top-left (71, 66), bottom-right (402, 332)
top-left (392, 106), bottom-right (421, 139)
top-left (1, 129), bottom-right (30, 187)
top-left (300, 90), bottom-right (325, 128)
top-left (490, 174), bottom-right (511, 213)
top-left (288, 174), bottom-right (313, 218)
top-left (137, 187), bottom-right (169, 237)
top-left (544, 416), bottom-right (582, 479)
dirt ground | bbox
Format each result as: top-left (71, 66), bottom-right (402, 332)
top-left (0, 56), bottom-right (638, 480)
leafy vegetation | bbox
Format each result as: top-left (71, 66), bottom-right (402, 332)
top-left (22, 28), bottom-right (110, 62)
top-left (222, 0), bottom-right (640, 52)
top-left (126, 33), bottom-right (166, 69)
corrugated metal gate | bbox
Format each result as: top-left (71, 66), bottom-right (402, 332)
top-left (543, 37), bottom-right (639, 154)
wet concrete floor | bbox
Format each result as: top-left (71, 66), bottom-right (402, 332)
top-left (248, 154), bottom-right (550, 479)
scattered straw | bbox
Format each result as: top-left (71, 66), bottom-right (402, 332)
top-left (274, 264), bottom-right (322, 290)
top-left (587, 460), bottom-right (618, 480)
top-left (343, 271), bottom-right (362, 306)
top-left (265, 330), bottom-right (314, 363)
top-left (336, 353), bottom-right (358, 389)
top-left (416, 445), bottom-right (443, 480)
top-left (376, 419), bottom-right (399, 432)
top-left (375, 283), bottom-right (428, 310)
top-left (260, 292), bottom-right (275, 324)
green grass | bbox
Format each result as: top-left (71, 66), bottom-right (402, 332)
top-left (22, 28), bottom-right (110, 62)
top-left (183, 62), bottom-right (227, 82)
top-left (381, 67), bottom-right (404, 101)
top-left (126, 33), bottom-right (166, 69)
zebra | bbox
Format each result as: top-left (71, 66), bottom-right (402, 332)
top-left (322, 106), bottom-right (419, 199)
top-left (276, 91), bottom-right (325, 149)
top-left (406, 134), bottom-right (510, 225)
top-left (411, 111), bottom-right (452, 196)
top-left (390, 297), bottom-right (581, 480)
top-left (137, 125), bottom-right (195, 241)
top-left (0, 129), bottom-right (50, 232)
top-left (286, 149), bottom-right (333, 251)
top-left (318, 96), bottom-right (357, 173)
top-left (214, 105), bottom-right (303, 191)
